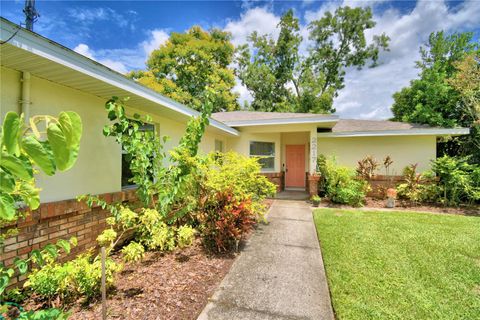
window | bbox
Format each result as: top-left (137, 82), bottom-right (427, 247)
top-left (215, 139), bottom-right (224, 152)
top-left (122, 123), bottom-right (155, 188)
top-left (250, 141), bottom-right (275, 170)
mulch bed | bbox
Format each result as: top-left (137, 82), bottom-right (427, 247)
top-left (4, 199), bottom-right (273, 320)
top-left (319, 197), bottom-right (480, 216)
top-left (67, 241), bottom-right (235, 320)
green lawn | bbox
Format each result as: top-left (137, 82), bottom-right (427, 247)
top-left (313, 208), bottom-right (480, 320)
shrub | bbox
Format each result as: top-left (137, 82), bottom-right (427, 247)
top-left (431, 156), bottom-right (480, 205)
top-left (24, 253), bottom-right (121, 303)
top-left (197, 152), bottom-right (276, 221)
top-left (177, 226), bottom-right (195, 248)
top-left (356, 155), bottom-right (380, 180)
top-left (396, 158), bottom-right (480, 206)
top-left (135, 208), bottom-right (176, 251)
top-left (396, 164), bottom-right (438, 204)
top-left (121, 241), bottom-right (145, 263)
top-left (199, 191), bottom-right (256, 252)
top-left (322, 158), bottom-right (368, 206)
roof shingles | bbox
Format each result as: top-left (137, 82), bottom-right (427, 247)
top-left (212, 111), bottom-right (432, 132)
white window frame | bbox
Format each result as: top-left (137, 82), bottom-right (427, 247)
top-left (249, 141), bottom-right (275, 172)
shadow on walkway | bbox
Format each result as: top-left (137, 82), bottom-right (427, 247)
top-left (197, 200), bottom-right (334, 320)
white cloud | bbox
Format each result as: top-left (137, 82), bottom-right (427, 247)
top-left (226, 0), bottom-right (480, 119)
top-left (224, 7), bottom-right (280, 47)
top-left (141, 29), bottom-right (170, 56)
top-left (73, 43), bottom-right (94, 59)
top-left (72, 27), bottom-right (170, 74)
top-left (99, 59), bottom-right (129, 74)
top-left (233, 81), bottom-right (254, 107)
top-left (67, 7), bottom-right (137, 30)
top-left (334, 0), bottom-right (480, 119)
top-left (74, 43), bottom-right (128, 73)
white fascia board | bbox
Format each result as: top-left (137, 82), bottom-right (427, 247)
top-left (224, 116), bottom-right (339, 127)
top-left (317, 128), bottom-right (470, 138)
top-left (0, 19), bottom-right (238, 137)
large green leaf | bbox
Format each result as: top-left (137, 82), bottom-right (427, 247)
top-left (0, 275), bottom-right (9, 295)
top-left (22, 135), bottom-right (56, 175)
top-left (30, 249), bottom-right (45, 266)
top-left (2, 112), bottom-right (21, 155)
top-left (46, 123), bottom-right (70, 171)
top-left (47, 112), bottom-right (82, 171)
top-left (56, 239), bottom-right (71, 254)
top-left (0, 168), bottom-right (15, 193)
top-left (0, 153), bottom-right (32, 180)
top-left (13, 257), bottom-right (28, 274)
top-left (18, 182), bottom-right (40, 210)
top-left (43, 244), bottom-right (58, 259)
top-left (59, 111), bottom-right (82, 148)
top-left (0, 192), bottom-right (16, 220)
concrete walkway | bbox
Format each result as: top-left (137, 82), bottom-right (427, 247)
top-left (198, 200), bottom-right (334, 320)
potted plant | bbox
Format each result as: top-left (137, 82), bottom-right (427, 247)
top-left (311, 195), bottom-right (321, 207)
top-left (386, 188), bottom-right (397, 208)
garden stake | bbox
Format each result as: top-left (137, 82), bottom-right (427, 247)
top-left (101, 246), bottom-right (107, 320)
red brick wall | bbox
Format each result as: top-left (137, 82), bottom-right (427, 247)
top-left (1, 189), bottom-right (137, 288)
top-left (261, 172), bottom-right (284, 192)
top-left (367, 175), bottom-right (404, 198)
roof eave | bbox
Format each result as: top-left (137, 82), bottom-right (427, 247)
top-left (223, 116), bottom-right (339, 127)
top-left (317, 128), bottom-right (470, 138)
top-left (0, 18), bottom-right (239, 137)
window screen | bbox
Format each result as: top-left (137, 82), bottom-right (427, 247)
top-left (250, 141), bottom-right (275, 170)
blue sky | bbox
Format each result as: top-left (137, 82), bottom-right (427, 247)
top-left (1, 0), bottom-right (479, 119)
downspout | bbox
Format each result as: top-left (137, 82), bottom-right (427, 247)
top-left (20, 71), bottom-right (31, 121)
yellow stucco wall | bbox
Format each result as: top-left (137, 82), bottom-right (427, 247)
top-left (226, 132), bottom-right (281, 172)
top-left (317, 135), bottom-right (437, 174)
top-left (1, 67), bottom-right (21, 117)
top-left (1, 66), bottom-right (227, 203)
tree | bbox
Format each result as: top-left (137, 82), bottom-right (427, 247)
top-left (391, 31), bottom-right (479, 162)
top-left (235, 9), bottom-right (302, 112)
top-left (448, 53), bottom-right (480, 162)
top-left (235, 7), bottom-right (389, 113)
top-left (129, 26), bottom-right (239, 113)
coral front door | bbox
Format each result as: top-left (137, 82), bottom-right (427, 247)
top-left (285, 145), bottom-right (306, 188)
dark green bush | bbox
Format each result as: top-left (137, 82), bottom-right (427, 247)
top-left (397, 156), bottom-right (480, 206)
top-left (396, 164), bottom-right (438, 204)
top-left (319, 156), bottom-right (368, 206)
top-left (431, 156), bottom-right (480, 205)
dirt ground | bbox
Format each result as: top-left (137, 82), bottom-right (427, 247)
top-left (68, 241), bottom-right (235, 320)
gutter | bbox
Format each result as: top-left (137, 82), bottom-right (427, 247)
top-left (317, 128), bottom-right (470, 138)
top-left (223, 116), bottom-right (339, 127)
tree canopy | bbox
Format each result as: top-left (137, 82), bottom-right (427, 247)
top-left (129, 26), bottom-right (239, 113)
top-left (235, 7), bottom-right (389, 113)
top-left (391, 31), bottom-right (480, 162)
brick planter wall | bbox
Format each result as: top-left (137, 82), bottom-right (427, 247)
top-left (261, 172), bottom-right (284, 192)
top-left (366, 175), bottom-right (404, 198)
top-left (1, 189), bottom-right (138, 288)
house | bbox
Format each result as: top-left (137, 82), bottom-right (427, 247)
top-left (1, 17), bottom-right (469, 203)
top-left (0, 18), bottom-right (469, 280)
